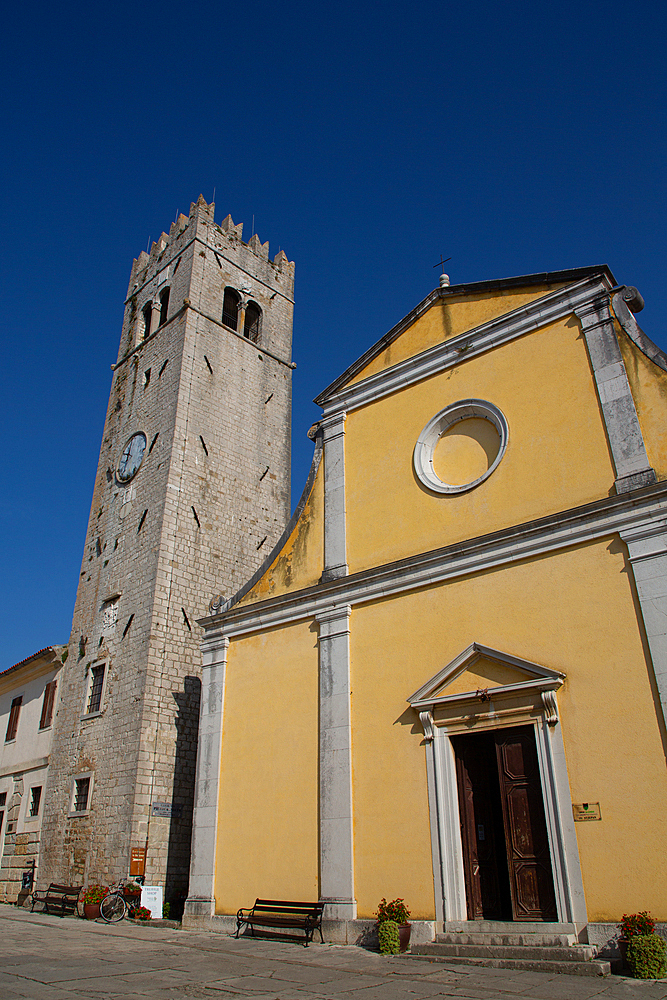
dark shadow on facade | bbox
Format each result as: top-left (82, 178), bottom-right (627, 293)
top-left (165, 676), bottom-right (201, 918)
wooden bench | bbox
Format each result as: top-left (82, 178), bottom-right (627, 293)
top-left (236, 898), bottom-right (325, 946)
top-left (31, 883), bottom-right (82, 917)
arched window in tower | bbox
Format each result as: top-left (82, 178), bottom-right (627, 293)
top-left (142, 302), bottom-right (152, 340)
top-left (222, 288), bottom-right (240, 331)
top-left (159, 287), bottom-right (170, 327)
top-left (244, 302), bottom-right (262, 343)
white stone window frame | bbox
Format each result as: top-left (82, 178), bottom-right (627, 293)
top-left (81, 661), bottom-right (108, 720)
top-left (413, 399), bottom-right (509, 495)
top-left (69, 771), bottom-right (94, 818)
top-left (25, 782), bottom-right (43, 822)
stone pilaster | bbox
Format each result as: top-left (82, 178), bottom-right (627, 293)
top-left (317, 604), bottom-right (356, 919)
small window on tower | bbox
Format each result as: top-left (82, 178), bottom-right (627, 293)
top-left (159, 287), bottom-right (170, 326)
top-left (142, 302), bottom-right (152, 340)
top-left (70, 774), bottom-right (93, 815)
top-left (244, 302), bottom-right (262, 343)
top-left (222, 288), bottom-right (240, 331)
top-left (84, 664), bottom-right (106, 716)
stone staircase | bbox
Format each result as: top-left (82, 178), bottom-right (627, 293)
top-left (409, 921), bottom-right (611, 976)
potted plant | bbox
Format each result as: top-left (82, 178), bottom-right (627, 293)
top-left (618, 912), bottom-right (656, 969)
top-left (123, 881), bottom-right (142, 902)
top-left (131, 904), bottom-right (152, 921)
top-left (377, 897), bottom-right (411, 953)
top-left (82, 884), bottom-right (109, 920)
top-left (619, 912), bottom-right (666, 978)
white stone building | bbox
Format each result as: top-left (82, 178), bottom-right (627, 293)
top-left (0, 646), bottom-right (65, 902)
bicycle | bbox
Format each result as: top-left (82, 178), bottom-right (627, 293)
top-left (100, 877), bottom-right (144, 923)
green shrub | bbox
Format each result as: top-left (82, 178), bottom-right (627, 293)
top-left (627, 935), bottom-right (667, 980)
top-left (162, 901), bottom-right (171, 919)
top-left (379, 919), bottom-right (400, 955)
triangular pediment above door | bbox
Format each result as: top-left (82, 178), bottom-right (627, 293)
top-left (407, 643), bottom-right (565, 710)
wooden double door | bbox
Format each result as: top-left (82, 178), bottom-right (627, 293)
top-left (452, 726), bottom-right (557, 922)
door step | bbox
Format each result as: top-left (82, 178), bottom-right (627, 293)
top-left (409, 924), bottom-right (610, 976)
top-left (442, 920), bottom-right (578, 946)
top-left (407, 950), bottom-right (611, 976)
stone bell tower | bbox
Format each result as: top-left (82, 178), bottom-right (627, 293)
top-left (40, 196), bottom-right (294, 910)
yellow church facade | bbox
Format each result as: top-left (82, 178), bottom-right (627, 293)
top-left (184, 266), bottom-right (667, 949)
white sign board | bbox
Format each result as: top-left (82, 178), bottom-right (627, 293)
top-left (141, 885), bottom-right (163, 919)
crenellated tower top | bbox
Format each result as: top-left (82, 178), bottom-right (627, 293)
top-left (128, 195), bottom-right (294, 294)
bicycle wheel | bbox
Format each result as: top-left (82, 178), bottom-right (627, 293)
top-left (100, 892), bottom-right (126, 922)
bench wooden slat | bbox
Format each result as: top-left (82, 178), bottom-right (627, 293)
top-left (236, 897), bottom-right (325, 946)
top-left (31, 883), bottom-right (82, 917)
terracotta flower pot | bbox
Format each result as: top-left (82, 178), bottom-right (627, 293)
top-left (398, 922), bottom-right (412, 953)
top-left (83, 902), bottom-right (101, 920)
top-left (618, 938), bottom-right (629, 969)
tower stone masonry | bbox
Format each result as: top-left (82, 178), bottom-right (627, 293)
top-left (40, 196), bottom-right (294, 909)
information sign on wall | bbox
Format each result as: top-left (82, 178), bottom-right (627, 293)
top-left (130, 847), bottom-right (146, 876)
top-left (572, 802), bottom-right (602, 821)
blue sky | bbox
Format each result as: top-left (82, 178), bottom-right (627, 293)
top-left (1, 0), bottom-right (665, 667)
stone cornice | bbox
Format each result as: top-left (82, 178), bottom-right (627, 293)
top-left (200, 479), bottom-right (667, 646)
top-left (0, 755), bottom-right (49, 779)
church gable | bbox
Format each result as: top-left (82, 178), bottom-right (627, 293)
top-left (344, 285), bottom-right (562, 387)
top-left (315, 268), bottom-right (611, 404)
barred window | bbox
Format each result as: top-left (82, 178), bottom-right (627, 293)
top-left (222, 288), bottom-right (240, 331)
top-left (87, 665), bottom-right (105, 714)
top-left (243, 302), bottom-right (261, 343)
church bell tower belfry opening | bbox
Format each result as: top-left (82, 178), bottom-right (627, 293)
top-left (40, 197), bottom-right (294, 912)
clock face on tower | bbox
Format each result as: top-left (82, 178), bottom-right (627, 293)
top-left (117, 433), bottom-right (147, 483)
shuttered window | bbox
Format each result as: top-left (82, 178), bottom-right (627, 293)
top-left (39, 681), bottom-right (57, 730)
top-left (5, 697), bottom-right (22, 742)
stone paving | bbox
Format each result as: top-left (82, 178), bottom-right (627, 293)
top-left (1, 905), bottom-right (666, 1000)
